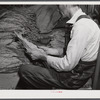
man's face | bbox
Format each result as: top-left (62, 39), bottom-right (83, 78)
top-left (58, 5), bottom-right (71, 18)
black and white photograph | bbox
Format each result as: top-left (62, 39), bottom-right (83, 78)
top-left (0, 1), bottom-right (100, 94)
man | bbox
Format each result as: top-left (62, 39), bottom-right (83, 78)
top-left (16, 5), bottom-right (100, 89)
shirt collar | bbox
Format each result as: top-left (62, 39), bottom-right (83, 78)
top-left (66, 9), bottom-right (86, 24)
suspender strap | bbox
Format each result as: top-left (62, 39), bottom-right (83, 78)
top-left (76, 15), bottom-right (91, 22)
top-left (63, 23), bottom-right (73, 55)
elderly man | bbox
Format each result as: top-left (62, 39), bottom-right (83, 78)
top-left (16, 5), bottom-right (100, 89)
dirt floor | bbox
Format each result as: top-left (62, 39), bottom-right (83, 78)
top-left (0, 73), bottom-right (19, 89)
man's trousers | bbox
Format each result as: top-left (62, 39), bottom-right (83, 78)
top-left (16, 60), bottom-right (96, 89)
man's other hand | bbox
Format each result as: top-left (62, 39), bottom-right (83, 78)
top-left (26, 47), bottom-right (47, 61)
top-left (38, 46), bottom-right (63, 57)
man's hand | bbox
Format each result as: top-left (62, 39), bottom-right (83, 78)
top-left (14, 31), bottom-right (37, 49)
top-left (38, 46), bottom-right (63, 57)
top-left (14, 31), bottom-right (47, 60)
top-left (26, 46), bottom-right (47, 61)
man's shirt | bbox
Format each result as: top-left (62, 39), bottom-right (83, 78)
top-left (47, 9), bottom-right (100, 72)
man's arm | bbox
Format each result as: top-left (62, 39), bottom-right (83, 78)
top-left (45, 24), bottom-right (90, 72)
top-left (25, 24), bottom-right (90, 71)
top-left (15, 24), bottom-right (90, 72)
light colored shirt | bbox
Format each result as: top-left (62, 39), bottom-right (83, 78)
top-left (47, 8), bottom-right (100, 72)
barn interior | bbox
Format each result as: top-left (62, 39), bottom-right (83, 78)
top-left (0, 5), bottom-right (99, 89)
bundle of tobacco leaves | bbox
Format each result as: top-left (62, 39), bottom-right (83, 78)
top-left (0, 6), bottom-right (41, 73)
top-left (0, 5), bottom-right (61, 73)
